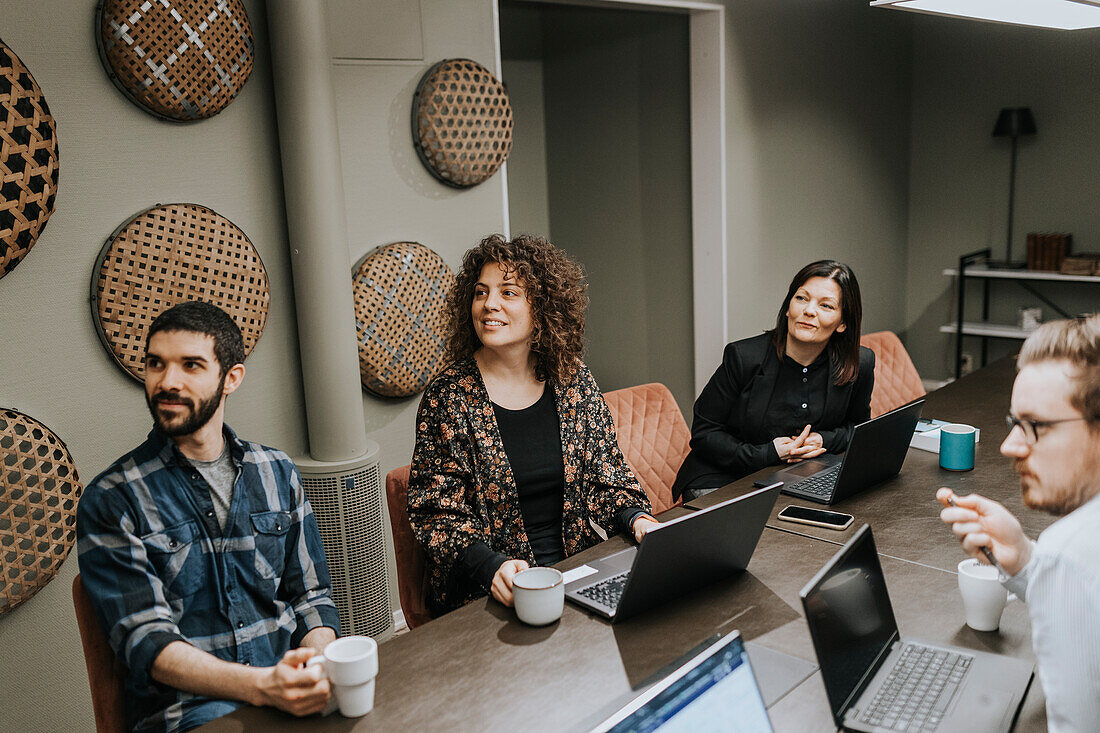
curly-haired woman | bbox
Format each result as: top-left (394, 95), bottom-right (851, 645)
top-left (408, 234), bottom-right (657, 616)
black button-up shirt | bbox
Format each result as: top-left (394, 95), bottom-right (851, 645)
top-left (764, 351), bottom-right (831, 438)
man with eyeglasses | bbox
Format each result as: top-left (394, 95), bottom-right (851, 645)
top-left (938, 314), bottom-right (1100, 732)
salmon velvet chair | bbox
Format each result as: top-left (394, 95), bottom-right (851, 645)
top-left (384, 465), bottom-right (432, 629)
top-left (602, 382), bottom-right (688, 516)
top-left (860, 331), bottom-right (926, 418)
top-left (385, 382), bottom-right (689, 628)
top-left (72, 574), bottom-right (127, 733)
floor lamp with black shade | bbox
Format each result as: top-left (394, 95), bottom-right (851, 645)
top-left (992, 107), bottom-right (1037, 268)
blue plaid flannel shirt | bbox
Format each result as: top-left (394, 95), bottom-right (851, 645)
top-left (76, 426), bottom-right (341, 732)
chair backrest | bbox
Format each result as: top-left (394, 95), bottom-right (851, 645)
top-left (72, 574), bottom-right (127, 733)
top-left (384, 465), bottom-right (432, 629)
top-left (602, 383), bottom-right (688, 516)
top-left (860, 331), bottom-right (926, 418)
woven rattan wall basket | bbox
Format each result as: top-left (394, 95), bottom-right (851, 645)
top-left (96, 0), bottom-right (254, 122)
top-left (91, 203), bottom-right (270, 382)
top-left (1, 408), bottom-right (82, 615)
top-left (353, 242), bottom-right (455, 398)
top-left (1, 39), bottom-right (60, 279)
top-left (412, 59), bottom-right (514, 188)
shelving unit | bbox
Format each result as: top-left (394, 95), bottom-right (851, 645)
top-left (942, 266), bottom-right (1100, 284)
top-left (942, 248), bottom-right (1100, 379)
top-left (940, 322), bottom-right (1033, 339)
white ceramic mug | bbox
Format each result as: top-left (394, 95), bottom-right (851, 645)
top-left (512, 567), bottom-right (565, 626)
top-left (307, 635), bottom-right (378, 717)
top-left (957, 559), bottom-right (1008, 631)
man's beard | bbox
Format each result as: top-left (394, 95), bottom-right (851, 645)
top-left (146, 380), bottom-right (224, 437)
top-left (1018, 460), bottom-right (1097, 517)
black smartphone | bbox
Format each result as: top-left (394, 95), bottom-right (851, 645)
top-left (776, 504), bottom-right (854, 530)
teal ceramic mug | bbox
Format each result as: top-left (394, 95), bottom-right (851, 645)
top-left (940, 424), bottom-right (977, 471)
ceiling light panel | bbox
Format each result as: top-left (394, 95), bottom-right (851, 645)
top-left (871, 0), bottom-right (1100, 30)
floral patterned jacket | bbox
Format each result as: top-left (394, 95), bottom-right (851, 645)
top-left (408, 358), bottom-right (651, 614)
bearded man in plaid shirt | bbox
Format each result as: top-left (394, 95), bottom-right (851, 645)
top-left (77, 301), bottom-right (341, 732)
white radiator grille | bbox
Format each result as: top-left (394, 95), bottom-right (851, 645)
top-left (298, 459), bottom-right (393, 638)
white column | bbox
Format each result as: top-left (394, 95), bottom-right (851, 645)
top-left (266, 0), bottom-right (369, 462)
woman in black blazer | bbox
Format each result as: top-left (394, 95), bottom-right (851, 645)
top-left (672, 260), bottom-right (875, 500)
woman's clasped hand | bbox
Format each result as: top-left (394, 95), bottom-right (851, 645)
top-left (774, 424), bottom-right (827, 463)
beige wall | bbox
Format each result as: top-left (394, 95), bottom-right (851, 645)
top-left (0, 1), bottom-right (305, 729)
top-left (903, 18), bottom-right (1100, 379)
top-left (329, 0), bottom-right (507, 616)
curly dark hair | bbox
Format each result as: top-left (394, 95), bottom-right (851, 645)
top-left (443, 234), bottom-right (589, 384)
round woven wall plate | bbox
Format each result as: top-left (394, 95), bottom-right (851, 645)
top-left (91, 203), bottom-right (270, 382)
top-left (412, 58), bottom-right (513, 188)
top-left (1, 39), bottom-right (60, 279)
top-left (96, 0), bottom-right (254, 122)
top-left (353, 242), bottom-right (455, 398)
top-left (1, 408), bottom-right (81, 616)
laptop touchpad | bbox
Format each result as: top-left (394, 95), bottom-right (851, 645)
top-left (784, 459), bottom-right (832, 477)
top-left (601, 548), bottom-right (637, 572)
top-left (953, 688), bottom-right (1013, 729)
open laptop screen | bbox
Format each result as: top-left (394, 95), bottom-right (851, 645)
top-left (595, 632), bottom-right (772, 733)
top-left (801, 526), bottom-right (900, 724)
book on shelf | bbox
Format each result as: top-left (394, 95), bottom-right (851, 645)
top-left (1026, 232), bottom-right (1073, 271)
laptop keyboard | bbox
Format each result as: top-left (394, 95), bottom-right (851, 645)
top-left (857, 643), bottom-right (973, 732)
top-left (575, 571), bottom-right (629, 612)
top-left (787, 464), bottom-right (841, 498)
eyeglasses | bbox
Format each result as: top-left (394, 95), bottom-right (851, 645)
top-left (1004, 414), bottom-right (1087, 444)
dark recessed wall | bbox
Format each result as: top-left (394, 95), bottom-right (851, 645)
top-left (502, 2), bottom-right (695, 416)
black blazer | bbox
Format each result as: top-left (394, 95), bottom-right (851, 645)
top-left (672, 333), bottom-right (875, 498)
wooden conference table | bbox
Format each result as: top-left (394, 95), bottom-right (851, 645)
top-left (205, 356), bottom-right (1051, 733)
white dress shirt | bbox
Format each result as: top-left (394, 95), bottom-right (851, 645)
top-left (1003, 492), bottom-right (1100, 733)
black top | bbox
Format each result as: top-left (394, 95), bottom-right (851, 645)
top-left (458, 384), bottom-right (649, 595)
top-left (493, 385), bottom-right (567, 566)
top-left (671, 332), bottom-right (875, 498)
top-left (764, 351), bottom-right (831, 437)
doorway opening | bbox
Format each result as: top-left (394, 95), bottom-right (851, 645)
top-left (498, 0), bottom-right (725, 413)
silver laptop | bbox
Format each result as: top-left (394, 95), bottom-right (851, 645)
top-left (565, 483), bottom-right (781, 623)
top-left (591, 631), bottom-right (773, 733)
top-left (800, 525), bottom-right (1033, 733)
top-left (755, 399), bottom-right (924, 504)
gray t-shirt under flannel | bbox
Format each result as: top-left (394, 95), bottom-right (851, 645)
top-left (191, 445), bottom-right (237, 532)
